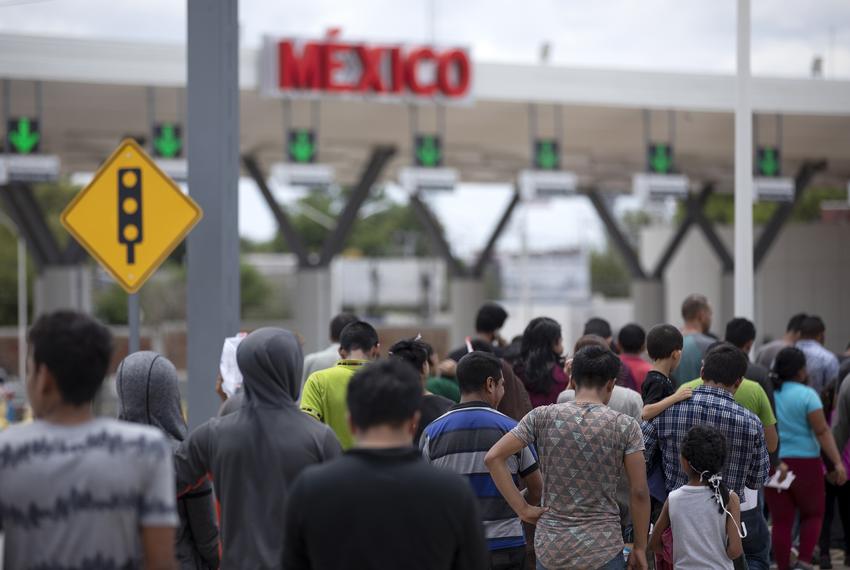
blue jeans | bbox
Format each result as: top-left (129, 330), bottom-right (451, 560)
top-left (741, 506), bottom-right (771, 570)
top-left (537, 553), bottom-right (625, 570)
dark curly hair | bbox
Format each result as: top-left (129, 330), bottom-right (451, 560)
top-left (681, 425), bottom-right (730, 515)
top-left (518, 317), bottom-right (562, 395)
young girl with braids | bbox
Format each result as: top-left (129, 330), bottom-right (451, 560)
top-left (648, 425), bottom-right (743, 569)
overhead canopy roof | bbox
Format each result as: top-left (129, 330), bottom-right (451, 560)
top-left (3, 33), bottom-right (850, 191)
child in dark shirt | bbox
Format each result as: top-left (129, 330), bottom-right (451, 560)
top-left (641, 324), bottom-right (690, 420)
top-left (641, 323), bottom-right (689, 570)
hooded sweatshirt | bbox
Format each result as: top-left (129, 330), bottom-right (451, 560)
top-left (175, 328), bottom-right (342, 569)
top-left (116, 352), bottom-right (220, 570)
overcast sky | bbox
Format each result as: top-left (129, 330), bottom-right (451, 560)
top-left (2, 0), bottom-right (848, 77)
top-left (4, 0), bottom-right (849, 255)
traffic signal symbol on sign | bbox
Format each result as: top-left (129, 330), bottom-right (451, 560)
top-left (7, 117), bottom-right (41, 155)
top-left (61, 139), bottom-right (202, 294)
top-left (415, 135), bottom-right (442, 168)
top-left (153, 123), bottom-right (183, 158)
top-left (288, 130), bottom-right (317, 163)
top-left (757, 147), bottom-right (781, 177)
top-left (648, 144), bottom-right (673, 174)
top-left (118, 168), bottom-right (143, 264)
top-left (534, 140), bottom-right (560, 170)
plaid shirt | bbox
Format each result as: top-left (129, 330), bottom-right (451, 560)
top-left (796, 339), bottom-right (840, 395)
top-left (642, 385), bottom-right (769, 505)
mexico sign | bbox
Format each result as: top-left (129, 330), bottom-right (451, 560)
top-left (260, 34), bottom-right (472, 102)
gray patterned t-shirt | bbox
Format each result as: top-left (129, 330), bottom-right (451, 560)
top-left (0, 418), bottom-right (178, 569)
top-left (511, 402), bottom-right (644, 570)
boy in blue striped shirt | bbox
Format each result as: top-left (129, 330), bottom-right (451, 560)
top-left (421, 351), bottom-right (542, 570)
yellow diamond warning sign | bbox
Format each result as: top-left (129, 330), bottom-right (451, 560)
top-left (61, 139), bottom-right (202, 294)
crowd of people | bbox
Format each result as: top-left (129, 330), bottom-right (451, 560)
top-left (0, 294), bottom-right (848, 570)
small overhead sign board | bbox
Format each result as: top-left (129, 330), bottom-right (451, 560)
top-left (632, 173), bottom-right (690, 201)
top-left (518, 169), bottom-right (578, 201)
top-left (399, 166), bottom-right (458, 194)
top-left (754, 177), bottom-right (794, 202)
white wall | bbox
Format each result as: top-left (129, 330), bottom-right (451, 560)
top-left (639, 223), bottom-right (850, 353)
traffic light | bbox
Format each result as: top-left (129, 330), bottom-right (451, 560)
top-left (7, 117), bottom-right (40, 155)
top-left (153, 122), bottom-right (183, 158)
top-left (534, 139), bottom-right (560, 170)
top-left (118, 167), bottom-right (143, 265)
top-left (647, 143), bottom-right (674, 174)
top-left (414, 135), bottom-right (442, 168)
top-left (288, 129), bottom-right (317, 163)
top-left (756, 147), bottom-right (781, 177)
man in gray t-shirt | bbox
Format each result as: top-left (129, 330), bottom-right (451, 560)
top-left (0, 311), bottom-right (178, 569)
top-left (0, 418), bottom-right (178, 568)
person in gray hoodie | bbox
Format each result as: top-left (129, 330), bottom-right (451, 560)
top-left (116, 351), bottom-right (220, 570)
top-left (175, 327), bottom-right (342, 568)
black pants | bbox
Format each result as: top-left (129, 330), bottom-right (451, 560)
top-left (819, 480), bottom-right (850, 555)
top-left (491, 546), bottom-right (526, 570)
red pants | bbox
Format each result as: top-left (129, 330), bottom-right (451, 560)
top-left (765, 457), bottom-right (826, 570)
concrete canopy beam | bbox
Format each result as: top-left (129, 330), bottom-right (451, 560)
top-left (584, 188), bottom-right (646, 280)
top-left (753, 159), bottom-right (827, 269)
top-left (318, 145), bottom-right (396, 267)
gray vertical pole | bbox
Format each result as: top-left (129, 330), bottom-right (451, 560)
top-left (146, 86), bottom-right (156, 154)
top-left (34, 81), bottom-right (42, 126)
top-left (17, 237), bottom-right (26, 383)
top-left (187, 0), bottom-right (240, 428)
top-left (3, 79), bottom-right (10, 155)
top-left (128, 293), bottom-right (140, 354)
top-left (734, 0), bottom-right (754, 319)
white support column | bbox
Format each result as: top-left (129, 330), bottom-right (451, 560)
top-left (734, 0), bottom-right (754, 319)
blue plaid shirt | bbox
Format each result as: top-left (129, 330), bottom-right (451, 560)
top-left (796, 339), bottom-right (840, 395)
top-left (642, 385), bottom-right (770, 505)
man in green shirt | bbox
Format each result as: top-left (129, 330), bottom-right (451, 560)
top-left (300, 321), bottom-right (380, 449)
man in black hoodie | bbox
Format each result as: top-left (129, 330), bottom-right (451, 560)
top-left (176, 328), bottom-right (342, 568)
top-left (283, 359), bottom-right (489, 570)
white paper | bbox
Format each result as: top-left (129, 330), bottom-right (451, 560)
top-left (220, 333), bottom-right (247, 398)
top-left (764, 470), bottom-right (796, 491)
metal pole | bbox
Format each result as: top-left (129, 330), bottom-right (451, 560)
top-left (17, 237), bottom-right (26, 383)
top-left (128, 293), bottom-right (140, 354)
top-left (3, 79), bottom-right (10, 154)
top-left (519, 201), bottom-right (531, 326)
top-left (146, 86), bottom-right (156, 154)
top-left (734, 0), bottom-right (754, 319)
top-left (187, 0), bottom-right (241, 428)
top-left (34, 81), bottom-right (42, 126)
top-left (282, 98), bottom-right (291, 159)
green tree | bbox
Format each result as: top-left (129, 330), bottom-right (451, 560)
top-left (677, 186), bottom-right (845, 225)
top-left (262, 187), bottom-right (433, 258)
top-left (590, 248), bottom-right (631, 298)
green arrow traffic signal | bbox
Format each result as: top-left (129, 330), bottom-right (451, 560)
top-left (153, 123), bottom-right (182, 158)
top-left (7, 117), bottom-right (40, 155)
top-left (649, 144), bottom-right (673, 174)
top-left (289, 130), bottom-right (316, 163)
top-left (415, 135), bottom-right (441, 168)
top-left (535, 140), bottom-right (559, 170)
top-left (757, 147), bottom-right (780, 177)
